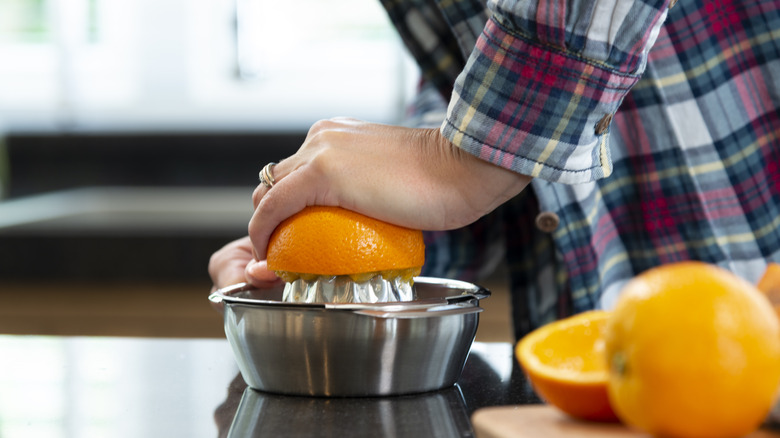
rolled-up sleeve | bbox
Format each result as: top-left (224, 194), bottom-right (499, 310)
top-left (441, 0), bottom-right (671, 184)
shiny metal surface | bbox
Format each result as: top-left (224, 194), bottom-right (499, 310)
top-left (211, 277), bottom-right (490, 396)
top-left (227, 386), bottom-right (473, 437)
top-left (282, 274), bottom-right (415, 303)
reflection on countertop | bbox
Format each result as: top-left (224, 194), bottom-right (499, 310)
top-left (215, 343), bottom-right (540, 438)
top-left (0, 336), bottom-right (237, 438)
top-left (228, 385), bottom-right (472, 438)
top-left (0, 336), bottom-right (538, 438)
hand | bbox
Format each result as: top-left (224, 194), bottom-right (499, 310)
top-left (249, 118), bottom-right (531, 260)
top-left (208, 236), bottom-right (282, 295)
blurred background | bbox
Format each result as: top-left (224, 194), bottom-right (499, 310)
top-left (0, 0), bottom-right (511, 437)
top-left (0, 0), bottom-right (512, 339)
top-left (0, 3), bottom-right (514, 434)
top-left (0, 0), bottom-right (421, 337)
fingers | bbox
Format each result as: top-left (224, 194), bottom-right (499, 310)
top-left (251, 185), bottom-right (268, 210)
top-left (249, 163), bottom-right (335, 260)
top-left (248, 124), bottom-right (350, 259)
top-left (208, 236), bottom-right (281, 291)
top-left (252, 155), bottom-right (297, 209)
top-left (245, 259), bottom-right (283, 288)
top-left (208, 237), bottom-right (253, 289)
top-left (250, 118), bottom-right (358, 212)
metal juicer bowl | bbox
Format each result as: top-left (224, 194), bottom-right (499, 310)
top-left (209, 277), bottom-right (490, 397)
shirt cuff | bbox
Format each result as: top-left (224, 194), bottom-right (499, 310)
top-left (441, 16), bottom-right (642, 184)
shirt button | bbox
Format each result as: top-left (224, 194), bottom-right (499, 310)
top-left (595, 114), bottom-right (613, 135)
top-left (535, 212), bottom-right (560, 233)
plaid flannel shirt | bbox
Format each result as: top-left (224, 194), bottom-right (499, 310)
top-left (381, 0), bottom-right (780, 338)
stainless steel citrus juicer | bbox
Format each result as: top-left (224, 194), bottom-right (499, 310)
top-left (209, 277), bottom-right (490, 396)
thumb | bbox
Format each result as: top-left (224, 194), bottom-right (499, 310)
top-left (245, 259), bottom-right (282, 288)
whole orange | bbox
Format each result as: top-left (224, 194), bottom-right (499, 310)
top-left (515, 310), bottom-right (619, 422)
top-left (266, 206), bottom-right (424, 282)
top-left (605, 261), bottom-right (780, 438)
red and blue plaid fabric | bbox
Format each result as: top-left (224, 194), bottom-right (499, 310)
top-left (382, 0), bottom-right (780, 338)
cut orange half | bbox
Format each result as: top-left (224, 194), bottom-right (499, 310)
top-left (515, 310), bottom-right (618, 422)
top-left (266, 206), bottom-right (425, 282)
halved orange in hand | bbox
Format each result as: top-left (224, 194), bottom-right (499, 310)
top-left (515, 310), bottom-right (618, 422)
top-left (267, 206), bottom-right (425, 283)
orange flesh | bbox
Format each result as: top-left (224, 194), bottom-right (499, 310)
top-left (275, 267), bottom-right (421, 284)
top-left (516, 311), bottom-right (618, 422)
top-left (531, 322), bottom-right (607, 374)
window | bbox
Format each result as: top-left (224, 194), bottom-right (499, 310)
top-left (0, 0), bottom-right (417, 132)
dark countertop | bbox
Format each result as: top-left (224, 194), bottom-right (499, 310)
top-left (0, 336), bottom-right (539, 438)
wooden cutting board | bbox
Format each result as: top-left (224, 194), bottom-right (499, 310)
top-left (471, 405), bottom-right (780, 438)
